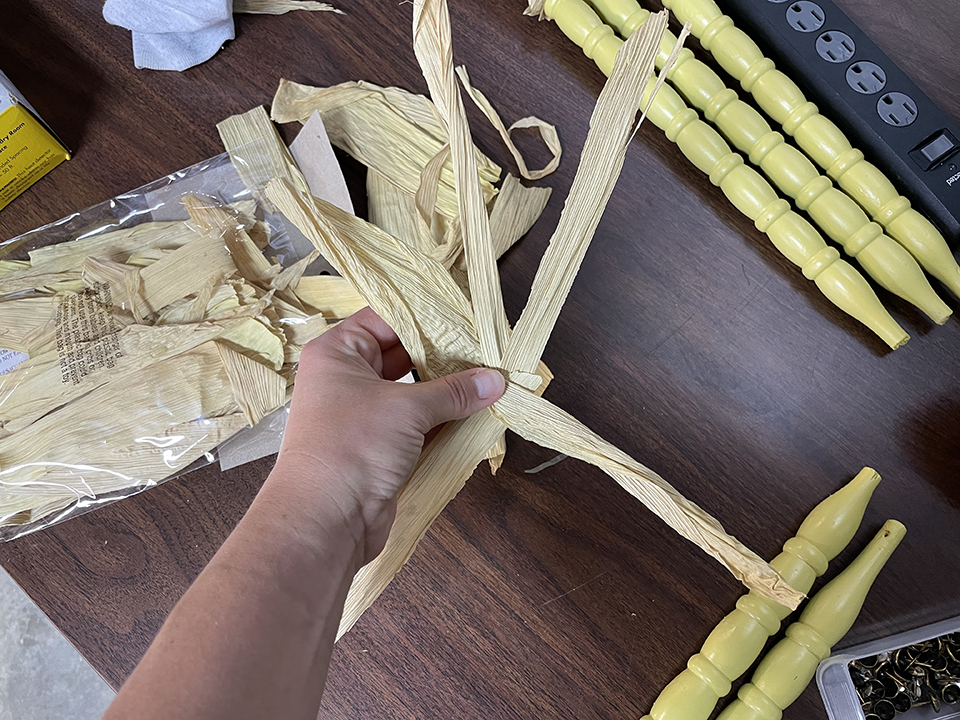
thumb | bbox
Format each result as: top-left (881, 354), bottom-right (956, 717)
top-left (404, 367), bottom-right (505, 432)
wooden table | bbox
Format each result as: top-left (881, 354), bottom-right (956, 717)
top-left (1, 1), bottom-right (958, 717)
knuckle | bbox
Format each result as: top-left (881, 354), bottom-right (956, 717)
top-left (442, 374), bottom-right (472, 416)
top-left (342, 326), bottom-right (377, 361)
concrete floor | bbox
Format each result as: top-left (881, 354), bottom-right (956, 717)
top-left (0, 568), bottom-right (115, 720)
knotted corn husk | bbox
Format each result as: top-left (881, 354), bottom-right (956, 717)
top-left (267, 0), bottom-right (802, 637)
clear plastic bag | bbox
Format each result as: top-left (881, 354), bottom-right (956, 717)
top-left (0, 147), bottom-right (342, 540)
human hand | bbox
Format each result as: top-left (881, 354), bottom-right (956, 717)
top-left (271, 307), bottom-right (505, 564)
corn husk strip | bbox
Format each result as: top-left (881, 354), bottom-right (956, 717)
top-left (0, 297), bottom-right (56, 353)
top-left (0, 316), bottom-right (274, 435)
top-left (484, 357), bottom-right (554, 472)
top-left (488, 174), bottom-right (552, 259)
top-left (455, 66), bottom-right (562, 181)
top-left (0, 271), bottom-right (82, 298)
top-left (233, 0), bottom-right (343, 14)
top-left (156, 283), bottom-right (241, 325)
top-left (26, 221), bottom-right (198, 272)
top-left (485, 434), bottom-right (506, 473)
top-left (271, 251), bottom-right (320, 292)
top-left (3, 211), bottom-right (250, 298)
top-left (415, 144), bottom-right (450, 227)
top-left (271, 79), bottom-right (500, 219)
top-left (268, 180), bottom-right (481, 379)
top-left (0, 342), bottom-right (248, 525)
top-left (184, 195), bottom-right (281, 287)
top-left (291, 275), bottom-right (367, 319)
top-left (429, 217), bottom-right (464, 270)
top-left (247, 219), bottom-right (272, 250)
top-left (524, 0), bottom-right (548, 20)
top-left (218, 315), bottom-right (287, 370)
top-left (81, 257), bottom-right (148, 322)
top-left (412, 0), bottom-right (514, 470)
top-left (0, 260), bottom-right (30, 274)
top-left (125, 247), bottom-right (175, 267)
top-left (367, 170), bottom-right (431, 253)
top-left (195, 278), bottom-right (229, 324)
top-left (274, 296), bottom-right (330, 346)
top-left (413, 0), bottom-right (510, 366)
top-left (339, 408), bottom-right (506, 638)
top-left (492, 383), bottom-right (801, 605)
top-left (367, 167), bottom-right (461, 265)
top-left (217, 106), bottom-right (310, 207)
top-left (501, 11), bottom-right (669, 376)
top-left (138, 234), bottom-right (238, 314)
top-left (216, 343), bottom-right (287, 426)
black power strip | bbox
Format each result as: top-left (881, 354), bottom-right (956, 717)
top-left (716, 0), bottom-right (960, 243)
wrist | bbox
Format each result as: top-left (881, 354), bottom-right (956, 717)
top-left (256, 456), bottom-right (369, 574)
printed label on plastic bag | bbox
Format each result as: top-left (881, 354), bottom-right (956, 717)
top-left (0, 348), bottom-right (27, 375)
top-left (55, 282), bottom-right (123, 385)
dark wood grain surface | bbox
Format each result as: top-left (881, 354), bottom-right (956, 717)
top-left (1, 1), bottom-right (958, 718)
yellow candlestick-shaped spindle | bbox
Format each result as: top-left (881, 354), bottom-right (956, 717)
top-left (586, 0), bottom-right (950, 324)
top-left (639, 467), bottom-right (882, 720)
top-left (650, 0), bottom-right (960, 298)
top-left (542, 0), bottom-right (908, 349)
top-left (716, 519), bottom-right (906, 720)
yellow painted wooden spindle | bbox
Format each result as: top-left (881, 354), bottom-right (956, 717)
top-left (542, 0), bottom-right (909, 348)
top-left (638, 468), bottom-right (881, 720)
top-left (716, 519), bottom-right (906, 720)
top-left (586, 0), bottom-right (951, 324)
top-left (644, 0), bottom-right (960, 299)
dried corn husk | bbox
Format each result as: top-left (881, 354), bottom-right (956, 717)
top-left (184, 195), bottom-right (281, 286)
top-left (268, 0), bottom-right (802, 631)
top-left (233, 0), bottom-right (343, 14)
top-left (27, 221), bottom-right (198, 271)
top-left (292, 275), bottom-right (367, 319)
top-left (271, 79), bottom-right (500, 219)
top-left (455, 66), bottom-right (561, 181)
top-left (0, 316), bottom-right (279, 434)
top-left (0, 297), bottom-right (57, 353)
top-left (217, 106), bottom-right (310, 207)
top-left (0, 135), bottom-right (370, 533)
top-left (0, 260), bottom-right (30, 274)
top-left (488, 174), bottom-right (551, 259)
top-left (0, 202), bottom-right (258, 300)
top-left (0, 22), bottom-right (556, 546)
top-left (217, 343), bottom-right (287, 426)
top-left (367, 170), bottom-right (431, 253)
top-left (0, 342), bottom-right (251, 525)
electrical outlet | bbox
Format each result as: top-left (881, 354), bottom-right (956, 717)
top-left (786, 2), bottom-right (825, 32)
top-left (816, 30), bottom-right (855, 62)
top-left (878, 92), bottom-right (918, 127)
top-left (847, 61), bottom-right (886, 94)
top-left (717, 0), bottom-right (960, 240)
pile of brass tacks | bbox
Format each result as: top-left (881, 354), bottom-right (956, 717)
top-left (849, 634), bottom-right (960, 719)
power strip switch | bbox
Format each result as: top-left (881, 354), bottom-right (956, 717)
top-left (717, 0), bottom-right (960, 243)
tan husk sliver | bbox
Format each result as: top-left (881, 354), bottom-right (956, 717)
top-left (455, 65), bottom-right (561, 181)
top-left (233, 0), bottom-right (343, 15)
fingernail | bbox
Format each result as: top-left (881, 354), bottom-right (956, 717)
top-left (473, 369), bottom-right (505, 399)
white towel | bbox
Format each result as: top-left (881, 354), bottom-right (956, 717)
top-left (103, 0), bottom-right (236, 71)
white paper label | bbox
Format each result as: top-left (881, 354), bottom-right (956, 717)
top-left (0, 348), bottom-right (27, 375)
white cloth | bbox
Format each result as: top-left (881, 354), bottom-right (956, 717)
top-left (103, 0), bottom-right (236, 71)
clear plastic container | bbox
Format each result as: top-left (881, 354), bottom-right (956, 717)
top-left (817, 615), bottom-right (960, 720)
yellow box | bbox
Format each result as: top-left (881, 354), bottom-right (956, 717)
top-left (0, 71), bottom-right (70, 211)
